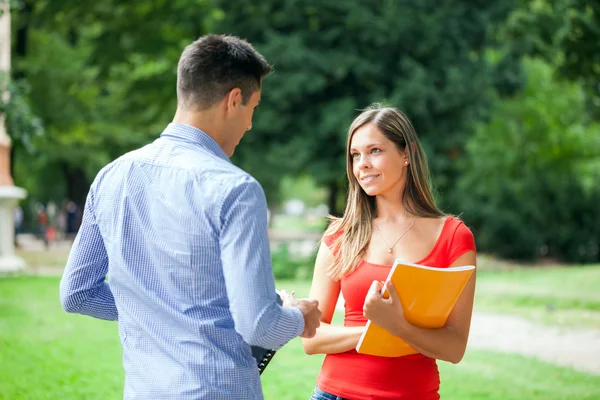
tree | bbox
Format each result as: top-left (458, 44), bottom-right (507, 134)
top-left (215, 0), bottom-right (521, 214)
top-left (457, 58), bottom-right (600, 262)
top-left (8, 0), bottom-right (523, 216)
top-left (504, 0), bottom-right (600, 115)
top-left (8, 0), bottom-right (217, 205)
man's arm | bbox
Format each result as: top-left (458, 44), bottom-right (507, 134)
top-left (59, 187), bottom-right (118, 321)
top-left (219, 177), bottom-right (304, 349)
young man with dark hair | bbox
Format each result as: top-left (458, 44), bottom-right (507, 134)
top-left (60, 34), bottom-right (321, 400)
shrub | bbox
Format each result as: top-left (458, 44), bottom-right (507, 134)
top-left (456, 58), bottom-right (600, 263)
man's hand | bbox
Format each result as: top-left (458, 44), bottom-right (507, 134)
top-left (295, 299), bottom-right (322, 338)
top-left (279, 290), bottom-right (322, 338)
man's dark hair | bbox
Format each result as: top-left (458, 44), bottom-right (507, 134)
top-left (177, 34), bottom-right (272, 110)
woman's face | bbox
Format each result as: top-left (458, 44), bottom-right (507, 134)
top-left (350, 123), bottom-right (409, 197)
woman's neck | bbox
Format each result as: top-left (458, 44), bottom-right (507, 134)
top-left (375, 194), bottom-right (411, 222)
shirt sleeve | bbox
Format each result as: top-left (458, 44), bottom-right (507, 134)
top-left (59, 185), bottom-right (118, 321)
top-left (447, 221), bottom-right (477, 266)
top-left (219, 177), bottom-right (304, 349)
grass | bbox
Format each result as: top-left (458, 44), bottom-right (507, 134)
top-left (264, 341), bottom-right (600, 400)
top-left (475, 265), bottom-right (600, 328)
top-left (0, 276), bottom-right (124, 400)
top-left (438, 350), bottom-right (600, 400)
top-left (1, 276), bottom-right (599, 399)
top-left (279, 265), bottom-right (600, 329)
top-left (14, 243), bottom-right (600, 328)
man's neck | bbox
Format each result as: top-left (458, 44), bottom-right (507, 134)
top-left (172, 107), bottom-right (224, 148)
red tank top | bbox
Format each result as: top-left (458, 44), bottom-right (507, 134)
top-left (317, 217), bottom-right (476, 400)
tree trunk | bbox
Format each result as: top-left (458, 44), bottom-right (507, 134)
top-left (14, 1), bottom-right (32, 78)
top-left (61, 163), bottom-right (89, 208)
top-left (8, 0), bottom-right (33, 180)
top-left (327, 180), bottom-right (342, 217)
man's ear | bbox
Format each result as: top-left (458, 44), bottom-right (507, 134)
top-left (225, 88), bottom-right (243, 113)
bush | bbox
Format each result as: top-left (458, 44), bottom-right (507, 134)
top-left (271, 243), bottom-right (315, 280)
top-left (456, 58), bottom-right (600, 263)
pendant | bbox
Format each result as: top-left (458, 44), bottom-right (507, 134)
top-left (387, 248), bottom-right (392, 253)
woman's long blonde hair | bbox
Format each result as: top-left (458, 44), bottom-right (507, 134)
top-left (326, 103), bottom-right (445, 280)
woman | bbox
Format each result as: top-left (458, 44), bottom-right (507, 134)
top-left (303, 104), bottom-right (476, 400)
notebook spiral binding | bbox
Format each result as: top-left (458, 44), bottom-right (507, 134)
top-left (255, 348), bottom-right (277, 375)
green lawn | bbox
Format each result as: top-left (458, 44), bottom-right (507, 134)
top-left (475, 265), bottom-right (600, 328)
top-left (264, 340), bottom-right (600, 400)
top-left (13, 244), bottom-right (600, 328)
top-left (1, 276), bottom-right (599, 399)
top-left (280, 265), bottom-right (600, 329)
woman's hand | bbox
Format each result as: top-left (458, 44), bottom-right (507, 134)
top-left (363, 251), bottom-right (477, 363)
top-left (278, 289), bottom-right (296, 308)
top-left (363, 280), bottom-right (408, 337)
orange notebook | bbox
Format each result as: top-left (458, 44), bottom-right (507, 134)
top-left (355, 260), bottom-right (475, 357)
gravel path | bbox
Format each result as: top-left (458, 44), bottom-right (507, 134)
top-left (468, 311), bottom-right (600, 374)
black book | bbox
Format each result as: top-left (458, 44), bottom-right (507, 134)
top-left (251, 345), bottom-right (277, 375)
top-left (250, 292), bottom-right (283, 375)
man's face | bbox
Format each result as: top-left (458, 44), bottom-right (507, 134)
top-left (224, 88), bottom-right (261, 157)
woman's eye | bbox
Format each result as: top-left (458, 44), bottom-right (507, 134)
top-left (351, 153), bottom-right (359, 159)
top-left (371, 148), bottom-right (381, 154)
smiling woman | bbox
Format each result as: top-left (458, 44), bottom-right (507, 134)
top-left (350, 124), bottom-right (409, 198)
top-left (302, 103), bottom-right (477, 400)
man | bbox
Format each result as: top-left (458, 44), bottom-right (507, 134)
top-left (60, 34), bottom-right (322, 400)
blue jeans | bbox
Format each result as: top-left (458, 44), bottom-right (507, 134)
top-left (310, 386), bottom-right (349, 400)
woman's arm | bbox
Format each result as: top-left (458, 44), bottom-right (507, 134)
top-left (302, 241), bottom-right (365, 355)
top-left (363, 251), bottom-right (477, 363)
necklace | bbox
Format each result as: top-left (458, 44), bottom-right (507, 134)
top-left (374, 216), bottom-right (417, 253)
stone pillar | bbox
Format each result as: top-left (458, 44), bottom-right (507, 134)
top-left (0, 3), bottom-right (27, 273)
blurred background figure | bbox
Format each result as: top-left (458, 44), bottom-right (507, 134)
top-left (65, 201), bottom-right (79, 238)
top-left (34, 203), bottom-right (48, 249)
top-left (13, 205), bottom-right (23, 247)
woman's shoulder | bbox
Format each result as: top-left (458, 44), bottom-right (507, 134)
top-left (444, 216), bottom-right (475, 241)
top-left (322, 218), bottom-right (344, 248)
top-left (441, 216), bottom-right (476, 264)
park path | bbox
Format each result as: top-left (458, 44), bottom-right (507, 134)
top-left (467, 312), bottom-right (600, 374)
top-left (335, 298), bottom-right (600, 374)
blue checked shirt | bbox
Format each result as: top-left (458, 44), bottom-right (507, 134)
top-left (60, 123), bottom-right (305, 400)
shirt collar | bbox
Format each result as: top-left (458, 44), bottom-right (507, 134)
top-left (160, 123), bottom-right (230, 162)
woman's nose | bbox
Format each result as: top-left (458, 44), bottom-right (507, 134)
top-left (358, 157), bottom-right (371, 169)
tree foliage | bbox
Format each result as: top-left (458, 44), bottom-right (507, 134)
top-left (8, 0), bottom-right (216, 205)
top-left (505, 0), bottom-right (600, 114)
top-left (8, 0), bottom-right (599, 264)
top-left (458, 58), bottom-right (600, 262)
top-left (215, 0), bottom-right (521, 213)
top-left (0, 74), bottom-right (44, 153)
